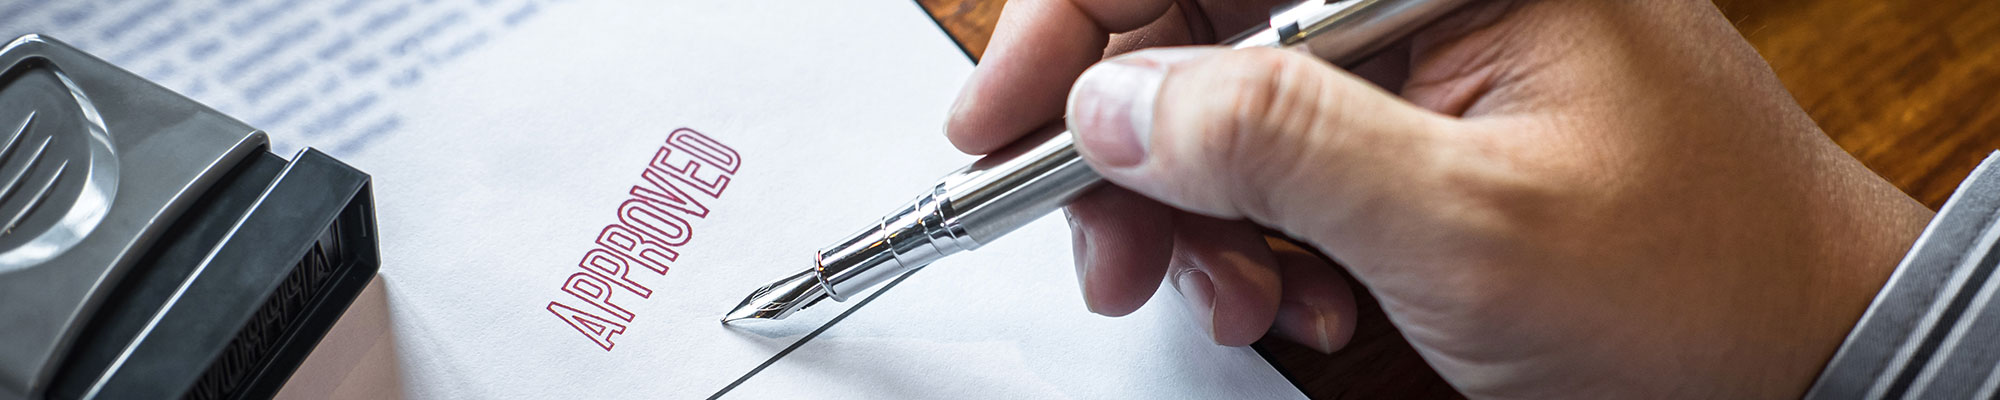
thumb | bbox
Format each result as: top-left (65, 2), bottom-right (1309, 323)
top-left (1066, 46), bottom-right (1460, 243)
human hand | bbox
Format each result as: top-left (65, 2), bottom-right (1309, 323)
top-left (948, 0), bottom-right (1938, 397)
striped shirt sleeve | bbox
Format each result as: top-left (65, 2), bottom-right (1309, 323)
top-left (1807, 151), bottom-right (2000, 399)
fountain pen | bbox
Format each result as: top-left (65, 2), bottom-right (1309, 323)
top-left (723, 0), bottom-right (1472, 323)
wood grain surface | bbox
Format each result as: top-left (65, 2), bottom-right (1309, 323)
top-left (912, 0), bottom-right (2000, 398)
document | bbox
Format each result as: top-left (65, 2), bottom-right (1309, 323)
top-left (3, 1), bottom-right (1308, 398)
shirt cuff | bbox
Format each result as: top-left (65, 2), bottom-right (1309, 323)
top-left (1807, 151), bottom-right (2000, 399)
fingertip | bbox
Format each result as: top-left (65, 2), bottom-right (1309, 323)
top-left (944, 73), bottom-right (1034, 155)
top-left (1067, 57), bottom-right (1163, 167)
top-left (1326, 289), bottom-right (1358, 350)
top-left (1173, 268), bottom-right (1219, 341)
top-left (1272, 293), bottom-right (1358, 353)
top-left (1066, 208), bottom-right (1097, 313)
top-left (1066, 187), bottom-right (1174, 317)
top-left (1168, 216), bottom-right (1283, 347)
top-left (1203, 264), bottom-right (1282, 347)
top-left (945, 0), bottom-right (1117, 155)
top-left (1068, 47), bottom-right (1231, 171)
top-left (1268, 238), bottom-right (1359, 352)
top-left (1272, 301), bottom-right (1335, 353)
top-left (944, 123), bottom-right (1008, 155)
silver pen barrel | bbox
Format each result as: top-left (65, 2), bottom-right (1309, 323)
top-left (724, 0), bottom-right (1472, 322)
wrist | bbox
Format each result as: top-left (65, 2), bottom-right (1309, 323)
top-left (1742, 153), bottom-right (1932, 398)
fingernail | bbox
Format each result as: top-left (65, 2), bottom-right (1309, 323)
top-left (1067, 48), bottom-right (1214, 167)
top-left (1173, 269), bottom-right (1217, 343)
top-left (1273, 301), bottom-right (1335, 354)
top-left (1067, 210), bottom-right (1101, 315)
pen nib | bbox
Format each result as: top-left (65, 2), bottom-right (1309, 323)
top-left (721, 269), bottom-right (829, 324)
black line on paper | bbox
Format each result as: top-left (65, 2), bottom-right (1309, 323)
top-left (707, 271), bottom-right (917, 399)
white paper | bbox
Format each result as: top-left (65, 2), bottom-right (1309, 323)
top-left (4, 1), bottom-right (1307, 398)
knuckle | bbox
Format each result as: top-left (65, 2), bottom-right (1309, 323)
top-left (1194, 49), bottom-right (1337, 221)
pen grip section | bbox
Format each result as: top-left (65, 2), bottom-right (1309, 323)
top-left (816, 124), bottom-right (1103, 300)
top-left (815, 188), bottom-right (949, 301)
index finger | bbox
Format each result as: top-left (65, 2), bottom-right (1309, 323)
top-left (944, 0), bottom-right (1178, 155)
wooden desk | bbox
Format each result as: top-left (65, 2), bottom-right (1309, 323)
top-left (913, 0), bottom-right (2000, 397)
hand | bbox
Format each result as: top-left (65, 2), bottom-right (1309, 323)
top-left (948, 0), bottom-right (1938, 397)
